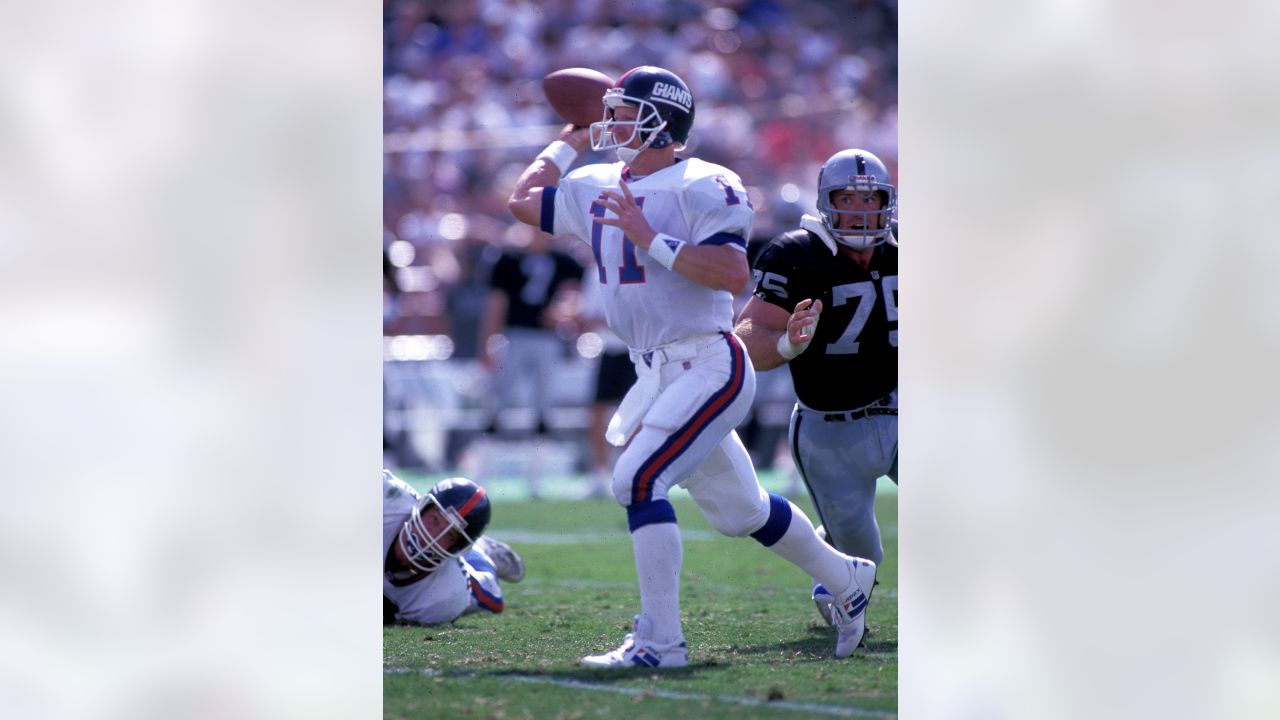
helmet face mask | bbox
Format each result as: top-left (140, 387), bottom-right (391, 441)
top-left (590, 66), bottom-right (694, 164)
top-left (817, 149), bottom-right (897, 250)
top-left (397, 478), bottom-right (490, 574)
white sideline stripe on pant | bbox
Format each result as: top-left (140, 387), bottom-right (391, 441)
top-left (382, 669), bottom-right (895, 718)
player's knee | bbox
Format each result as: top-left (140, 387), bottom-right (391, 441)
top-left (610, 466), bottom-right (637, 506)
top-left (609, 451), bottom-right (637, 504)
top-left (702, 492), bottom-right (770, 538)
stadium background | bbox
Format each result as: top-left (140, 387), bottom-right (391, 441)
top-left (382, 0), bottom-right (898, 492)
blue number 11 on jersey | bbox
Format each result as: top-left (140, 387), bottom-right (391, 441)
top-left (590, 194), bottom-right (647, 285)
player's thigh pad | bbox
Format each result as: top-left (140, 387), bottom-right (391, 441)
top-left (791, 409), bottom-right (891, 555)
top-left (612, 339), bottom-right (755, 506)
top-left (680, 432), bottom-right (770, 537)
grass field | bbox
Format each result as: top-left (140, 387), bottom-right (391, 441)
top-left (385, 478), bottom-right (897, 719)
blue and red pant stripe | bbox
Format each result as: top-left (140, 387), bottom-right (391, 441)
top-left (630, 333), bottom-right (747, 505)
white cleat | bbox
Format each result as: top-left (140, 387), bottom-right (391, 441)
top-left (580, 615), bottom-right (688, 669)
top-left (475, 536), bottom-right (525, 583)
top-left (831, 557), bottom-right (877, 658)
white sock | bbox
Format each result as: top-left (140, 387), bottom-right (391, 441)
top-left (765, 502), bottom-right (855, 595)
top-left (630, 522), bottom-right (684, 644)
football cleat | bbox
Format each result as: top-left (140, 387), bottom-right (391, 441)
top-left (474, 536), bottom-right (525, 583)
top-left (812, 583), bottom-right (836, 627)
top-left (580, 615), bottom-right (688, 669)
top-left (831, 557), bottom-right (877, 658)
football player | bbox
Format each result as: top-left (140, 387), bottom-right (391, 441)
top-left (383, 470), bottom-right (525, 625)
top-left (735, 148), bottom-right (898, 627)
top-left (508, 66), bottom-right (877, 666)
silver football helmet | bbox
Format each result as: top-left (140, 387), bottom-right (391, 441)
top-left (816, 149), bottom-right (897, 249)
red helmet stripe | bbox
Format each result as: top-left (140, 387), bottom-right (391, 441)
top-left (456, 485), bottom-right (486, 518)
top-left (615, 67), bottom-right (642, 87)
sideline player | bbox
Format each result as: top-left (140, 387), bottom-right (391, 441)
top-left (508, 66), bottom-right (877, 666)
top-left (735, 148), bottom-right (898, 623)
top-left (383, 470), bottom-right (525, 625)
top-left (479, 229), bottom-right (584, 437)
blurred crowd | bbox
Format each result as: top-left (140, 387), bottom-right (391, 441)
top-left (383, 0), bottom-right (897, 340)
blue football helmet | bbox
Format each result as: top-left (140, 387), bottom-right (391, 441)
top-left (590, 66), bottom-right (695, 164)
top-left (816, 148), bottom-right (897, 249)
top-left (398, 477), bottom-right (491, 573)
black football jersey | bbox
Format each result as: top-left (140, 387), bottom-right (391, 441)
top-left (488, 249), bottom-right (584, 329)
top-left (751, 230), bottom-right (897, 410)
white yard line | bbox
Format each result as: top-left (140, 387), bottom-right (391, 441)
top-left (383, 668), bottom-right (895, 718)
top-left (490, 528), bottom-right (720, 545)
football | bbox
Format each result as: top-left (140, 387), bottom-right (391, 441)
top-left (542, 68), bottom-right (614, 127)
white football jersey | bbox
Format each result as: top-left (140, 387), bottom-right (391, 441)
top-left (545, 157), bottom-right (754, 351)
top-left (382, 471), bottom-right (468, 625)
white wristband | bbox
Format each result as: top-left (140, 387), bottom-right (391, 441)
top-left (536, 140), bottom-right (578, 175)
top-left (647, 233), bottom-right (686, 270)
top-left (776, 332), bottom-right (805, 360)
top-left (775, 318), bottom-right (816, 360)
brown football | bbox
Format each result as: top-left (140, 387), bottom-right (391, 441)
top-left (542, 68), bottom-right (615, 127)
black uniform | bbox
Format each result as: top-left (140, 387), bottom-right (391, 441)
top-left (488, 249), bottom-right (584, 330)
top-left (485, 248), bottom-right (584, 433)
top-left (752, 230), bottom-right (897, 411)
top-left (749, 228), bottom-right (898, 566)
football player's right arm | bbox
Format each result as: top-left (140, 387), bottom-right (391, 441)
top-left (736, 296), bottom-right (822, 371)
top-left (508, 125), bottom-right (591, 227)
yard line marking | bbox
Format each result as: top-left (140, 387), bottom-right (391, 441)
top-left (491, 528), bottom-right (719, 544)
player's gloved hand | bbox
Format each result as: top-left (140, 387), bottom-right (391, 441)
top-left (777, 298), bottom-right (822, 360)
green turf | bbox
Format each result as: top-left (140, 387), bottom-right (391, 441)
top-left (384, 491), bottom-right (897, 719)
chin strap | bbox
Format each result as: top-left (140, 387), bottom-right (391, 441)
top-left (800, 214), bottom-right (839, 255)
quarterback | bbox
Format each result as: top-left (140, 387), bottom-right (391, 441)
top-left (508, 66), bottom-right (877, 666)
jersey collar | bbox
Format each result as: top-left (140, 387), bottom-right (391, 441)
top-left (621, 157), bottom-right (683, 183)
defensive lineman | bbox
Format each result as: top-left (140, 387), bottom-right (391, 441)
top-left (383, 470), bottom-right (525, 625)
top-left (508, 66), bottom-right (876, 666)
top-left (735, 148), bottom-right (898, 622)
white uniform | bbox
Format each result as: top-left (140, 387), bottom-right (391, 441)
top-left (545, 158), bottom-right (752, 350)
top-left (382, 472), bottom-right (503, 625)
top-left (542, 158), bottom-right (767, 529)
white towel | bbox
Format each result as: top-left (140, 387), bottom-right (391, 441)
top-left (605, 358), bottom-right (661, 447)
top-left (799, 214), bottom-right (839, 255)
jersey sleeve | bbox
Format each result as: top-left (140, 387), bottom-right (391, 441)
top-left (750, 238), bottom-right (804, 311)
top-left (686, 170), bottom-right (753, 251)
top-left (546, 175), bottom-right (592, 242)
